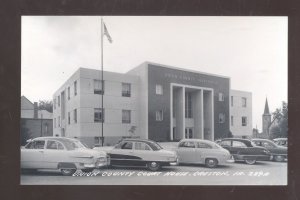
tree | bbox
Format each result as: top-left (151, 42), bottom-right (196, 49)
top-left (270, 101), bottom-right (288, 139)
top-left (38, 100), bottom-right (53, 113)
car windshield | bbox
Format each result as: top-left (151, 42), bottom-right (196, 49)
top-left (250, 141), bottom-right (257, 147)
top-left (146, 141), bottom-right (163, 151)
top-left (60, 139), bottom-right (87, 150)
top-left (213, 143), bottom-right (222, 149)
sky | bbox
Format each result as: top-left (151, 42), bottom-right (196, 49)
top-left (21, 16), bottom-right (288, 131)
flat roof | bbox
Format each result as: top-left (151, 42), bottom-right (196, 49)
top-left (141, 61), bottom-right (231, 79)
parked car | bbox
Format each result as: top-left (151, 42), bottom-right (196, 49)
top-left (273, 138), bottom-right (288, 147)
top-left (252, 138), bottom-right (287, 162)
top-left (94, 139), bottom-right (178, 171)
top-left (218, 138), bottom-right (271, 164)
top-left (21, 137), bottom-right (110, 176)
top-left (175, 139), bottom-right (232, 168)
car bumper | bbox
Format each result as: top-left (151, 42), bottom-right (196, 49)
top-left (169, 158), bottom-right (179, 166)
top-left (226, 156), bottom-right (235, 163)
top-left (235, 155), bottom-right (271, 161)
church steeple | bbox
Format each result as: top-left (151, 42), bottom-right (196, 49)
top-left (262, 97), bottom-right (272, 136)
top-left (263, 98), bottom-right (270, 115)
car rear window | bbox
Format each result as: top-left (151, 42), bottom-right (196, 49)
top-left (25, 140), bottom-right (45, 149)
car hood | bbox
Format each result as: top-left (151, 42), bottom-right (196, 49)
top-left (157, 149), bottom-right (177, 157)
top-left (70, 148), bottom-right (107, 158)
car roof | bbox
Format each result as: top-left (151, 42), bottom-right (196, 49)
top-left (252, 138), bottom-right (271, 141)
top-left (179, 139), bottom-right (216, 144)
top-left (273, 138), bottom-right (287, 141)
top-left (122, 138), bottom-right (157, 143)
top-left (29, 137), bottom-right (78, 142)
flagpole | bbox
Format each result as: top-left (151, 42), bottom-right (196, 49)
top-left (101, 17), bottom-right (104, 146)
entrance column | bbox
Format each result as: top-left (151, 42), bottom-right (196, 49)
top-left (192, 89), bottom-right (203, 139)
top-left (173, 86), bottom-right (185, 140)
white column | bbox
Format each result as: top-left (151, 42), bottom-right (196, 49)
top-left (201, 89), bottom-right (204, 139)
top-left (170, 84), bottom-right (173, 140)
top-left (182, 87), bottom-right (185, 139)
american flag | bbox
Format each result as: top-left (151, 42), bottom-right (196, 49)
top-left (103, 22), bottom-right (112, 43)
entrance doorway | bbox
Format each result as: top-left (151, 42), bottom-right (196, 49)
top-left (185, 128), bottom-right (193, 138)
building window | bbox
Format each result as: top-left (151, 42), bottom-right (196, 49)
top-left (219, 93), bottom-right (224, 101)
top-left (122, 110), bottom-right (131, 123)
top-left (94, 79), bottom-right (104, 95)
top-left (54, 118), bottom-right (56, 128)
top-left (68, 87), bottom-right (70, 100)
top-left (74, 109), bottom-right (77, 123)
top-left (231, 116), bottom-right (234, 126)
top-left (156, 84), bottom-right (163, 95)
top-left (242, 97), bottom-right (247, 107)
top-left (74, 81), bottom-right (77, 96)
top-left (58, 116), bottom-right (61, 127)
top-left (94, 137), bottom-right (103, 145)
top-left (242, 116), bottom-right (247, 126)
top-left (219, 113), bottom-right (225, 123)
top-left (94, 108), bottom-right (104, 122)
top-left (68, 112), bottom-right (70, 125)
top-left (45, 124), bottom-right (48, 135)
top-left (231, 96), bottom-right (233, 106)
top-left (122, 83), bottom-right (131, 97)
top-left (53, 98), bottom-right (56, 109)
top-left (156, 110), bottom-right (163, 121)
top-left (185, 92), bottom-right (192, 118)
top-left (58, 95), bottom-right (60, 107)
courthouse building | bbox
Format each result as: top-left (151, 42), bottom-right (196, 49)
top-left (53, 62), bottom-right (252, 147)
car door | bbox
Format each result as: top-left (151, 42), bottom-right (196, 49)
top-left (21, 140), bottom-right (46, 169)
top-left (42, 140), bottom-right (67, 169)
top-left (219, 140), bottom-right (232, 153)
top-left (110, 141), bottom-right (137, 166)
top-left (177, 141), bottom-right (197, 163)
top-left (133, 142), bottom-right (153, 165)
top-left (195, 142), bottom-right (214, 164)
top-left (231, 141), bottom-right (247, 155)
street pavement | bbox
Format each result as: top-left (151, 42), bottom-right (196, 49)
top-left (21, 161), bottom-right (287, 185)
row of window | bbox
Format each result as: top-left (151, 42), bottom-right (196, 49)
top-left (54, 109), bottom-right (132, 128)
top-left (54, 81), bottom-right (77, 110)
top-left (231, 96), bottom-right (247, 107)
top-left (94, 81), bottom-right (132, 97)
top-left (219, 114), bottom-right (248, 126)
top-left (230, 116), bottom-right (248, 126)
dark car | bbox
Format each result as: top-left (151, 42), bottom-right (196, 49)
top-left (273, 138), bottom-right (288, 147)
top-left (94, 139), bottom-right (178, 171)
top-left (252, 138), bottom-right (287, 162)
top-left (218, 138), bottom-right (271, 164)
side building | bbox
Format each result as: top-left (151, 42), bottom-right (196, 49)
top-left (229, 90), bottom-right (252, 138)
top-left (52, 68), bottom-right (139, 147)
top-left (53, 62), bottom-right (252, 147)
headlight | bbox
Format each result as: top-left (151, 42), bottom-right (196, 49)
top-left (98, 157), bottom-right (106, 162)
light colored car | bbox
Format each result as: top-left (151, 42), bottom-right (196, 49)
top-left (176, 139), bottom-right (232, 168)
top-left (94, 139), bottom-right (178, 171)
top-left (21, 137), bottom-right (109, 176)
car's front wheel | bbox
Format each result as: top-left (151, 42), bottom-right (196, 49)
top-left (147, 161), bottom-right (161, 171)
top-left (205, 158), bottom-right (218, 168)
top-left (244, 159), bottom-right (256, 165)
top-left (274, 155), bottom-right (285, 162)
top-left (61, 169), bottom-right (76, 176)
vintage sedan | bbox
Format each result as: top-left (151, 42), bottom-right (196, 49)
top-left (21, 137), bottom-right (109, 176)
top-left (175, 139), bottom-right (232, 168)
top-left (252, 138), bottom-right (287, 162)
top-left (94, 139), bottom-right (178, 171)
top-left (273, 138), bottom-right (288, 147)
top-left (219, 138), bottom-right (271, 165)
